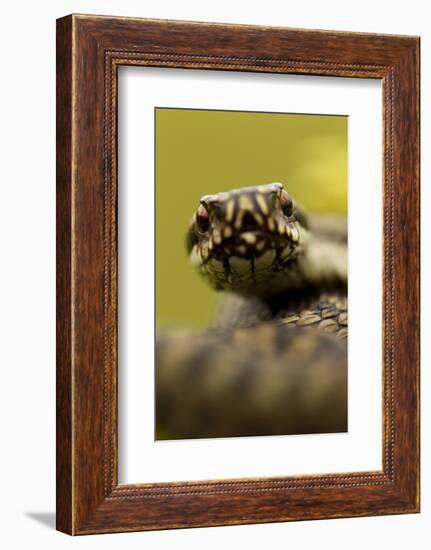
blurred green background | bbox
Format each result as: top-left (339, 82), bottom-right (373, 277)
top-left (156, 108), bottom-right (347, 328)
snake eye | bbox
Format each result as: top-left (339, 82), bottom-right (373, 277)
top-left (280, 189), bottom-right (293, 216)
top-left (196, 204), bottom-right (209, 233)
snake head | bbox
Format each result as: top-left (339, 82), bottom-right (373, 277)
top-left (186, 183), bottom-right (309, 295)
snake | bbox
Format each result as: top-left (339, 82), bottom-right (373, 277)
top-left (156, 183), bottom-right (348, 440)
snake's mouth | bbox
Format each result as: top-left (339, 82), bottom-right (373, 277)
top-left (193, 219), bottom-right (303, 292)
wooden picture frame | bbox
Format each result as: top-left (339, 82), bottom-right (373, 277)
top-left (56, 14), bottom-right (420, 535)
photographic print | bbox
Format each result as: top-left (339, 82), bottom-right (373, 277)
top-left (155, 107), bottom-right (348, 440)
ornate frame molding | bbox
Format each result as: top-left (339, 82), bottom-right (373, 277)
top-left (57, 15), bottom-right (419, 534)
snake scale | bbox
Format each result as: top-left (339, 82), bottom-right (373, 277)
top-left (156, 183), bottom-right (347, 439)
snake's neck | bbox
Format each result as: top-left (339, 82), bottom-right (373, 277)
top-left (295, 235), bottom-right (347, 291)
top-left (242, 233), bottom-right (347, 300)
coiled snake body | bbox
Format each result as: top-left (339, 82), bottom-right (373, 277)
top-left (156, 183), bottom-right (347, 439)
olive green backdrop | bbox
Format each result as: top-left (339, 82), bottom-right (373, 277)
top-left (156, 108), bottom-right (347, 328)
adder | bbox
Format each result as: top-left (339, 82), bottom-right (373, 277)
top-left (156, 183), bottom-right (348, 439)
